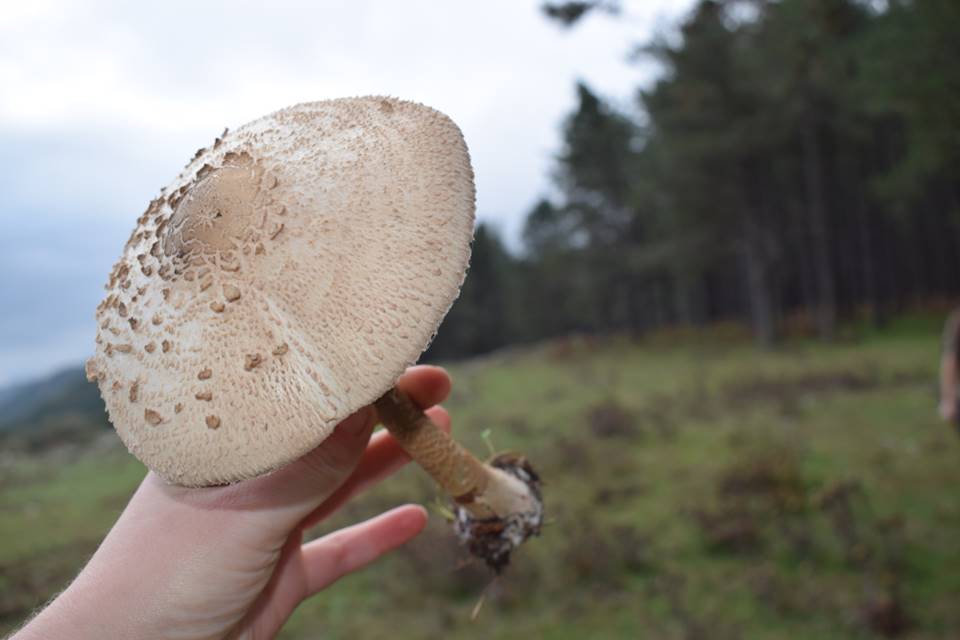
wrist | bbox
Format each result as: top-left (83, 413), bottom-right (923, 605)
top-left (15, 527), bottom-right (181, 640)
top-left (11, 583), bottom-right (115, 640)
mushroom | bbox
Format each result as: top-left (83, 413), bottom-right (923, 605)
top-left (86, 97), bottom-right (543, 571)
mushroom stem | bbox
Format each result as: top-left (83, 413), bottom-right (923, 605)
top-left (375, 387), bottom-right (544, 571)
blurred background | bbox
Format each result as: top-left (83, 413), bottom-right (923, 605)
top-left (2, 0), bottom-right (959, 637)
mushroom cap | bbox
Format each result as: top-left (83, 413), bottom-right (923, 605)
top-left (85, 97), bottom-right (475, 486)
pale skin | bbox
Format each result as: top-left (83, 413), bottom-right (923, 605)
top-left (12, 365), bottom-right (453, 640)
top-left (939, 352), bottom-right (957, 422)
top-left (939, 311), bottom-right (960, 423)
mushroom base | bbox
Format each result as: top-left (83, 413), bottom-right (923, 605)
top-left (452, 453), bottom-right (544, 573)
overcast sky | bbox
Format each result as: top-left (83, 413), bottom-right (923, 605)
top-left (0, 0), bottom-right (693, 387)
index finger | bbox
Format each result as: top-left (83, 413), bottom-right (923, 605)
top-left (391, 364), bottom-right (451, 411)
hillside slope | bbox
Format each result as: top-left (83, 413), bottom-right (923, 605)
top-left (0, 366), bottom-right (108, 440)
top-left (2, 328), bottom-right (958, 638)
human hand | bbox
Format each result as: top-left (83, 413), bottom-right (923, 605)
top-left (14, 365), bottom-right (452, 640)
top-left (939, 398), bottom-right (956, 422)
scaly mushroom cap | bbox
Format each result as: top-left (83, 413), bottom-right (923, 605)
top-left (85, 97), bottom-right (475, 486)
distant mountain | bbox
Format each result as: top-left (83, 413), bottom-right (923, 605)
top-left (0, 379), bottom-right (25, 408)
top-left (0, 365), bottom-right (109, 437)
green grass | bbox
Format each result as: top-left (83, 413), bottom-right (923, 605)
top-left (3, 326), bottom-right (959, 638)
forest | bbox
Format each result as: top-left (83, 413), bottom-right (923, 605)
top-left (428, 0), bottom-right (960, 358)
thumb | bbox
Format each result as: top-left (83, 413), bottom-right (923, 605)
top-left (287, 407), bottom-right (377, 485)
top-left (243, 407), bottom-right (378, 522)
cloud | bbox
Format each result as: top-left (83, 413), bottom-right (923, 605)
top-left (0, 0), bottom-right (693, 385)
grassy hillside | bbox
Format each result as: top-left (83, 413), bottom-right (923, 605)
top-left (0, 365), bottom-right (108, 450)
top-left (2, 322), bottom-right (959, 638)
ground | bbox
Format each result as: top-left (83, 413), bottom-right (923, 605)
top-left (2, 317), bottom-right (959, 639)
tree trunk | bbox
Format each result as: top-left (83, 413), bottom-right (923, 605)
top-left (802, 122), bottom-right (837, 339)
top-left (742, 227), bottom-right (776, 347)
top-left (674, 267), bottom-right (707, 327)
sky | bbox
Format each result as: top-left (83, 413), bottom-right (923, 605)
top-left (0, 0), bottom-right (694, 387)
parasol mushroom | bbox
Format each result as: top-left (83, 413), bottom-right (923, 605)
top-left (85, 97), bottom-right (543, 570)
